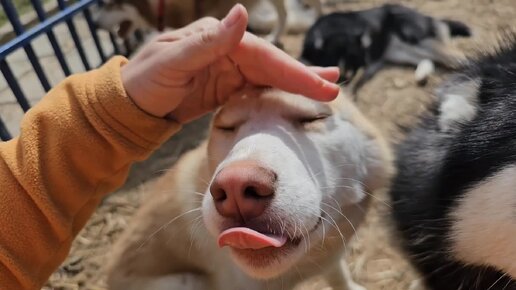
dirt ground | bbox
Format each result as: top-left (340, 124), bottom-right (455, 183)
top-left (44, 0), bottom-right (516, 289)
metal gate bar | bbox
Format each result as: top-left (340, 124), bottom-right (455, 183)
top-left (0, 117), bottom-right (11, 141)
top-left (2, 0), bottom-right (52, 92)
top-left (82, 7), bottom-right (107, 63)
top-left (30, 0), bottom-right (72, 76)
top-left (0, 59), bottom-right (31, 112)
top-left (56, 0), bottom-right (91, 70)
top-left (0, 0), bottom-right (144, 141)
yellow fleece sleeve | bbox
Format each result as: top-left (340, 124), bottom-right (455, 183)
top-left (0, 56), bottom-right (181, 289)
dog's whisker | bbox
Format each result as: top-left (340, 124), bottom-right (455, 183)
top-left (321, 184), bottom-right (392, 208)
top-left (191, 191), bottom-right (206, 196)
top-left (293, 265), bottom-right (303, 283)
top-left (334, 163), bottom-right (361, 168)
top-left (301, 222), bottom-right (310, 253)
top-left (151, 168), bottom-right (210, 186)
top-left (330, 177), bottom-right (366, 186)
top-left (306, 256), bottom-right (325, 272)
top-left (154, 188), bottom-right (206, 198)
top-left (321, 201), bottom-right (359, 242)
top-left (320, 214), bottom-right (347, 253)
top-left (137, 207), bottom-right (202, 251)
top-left (320, 214), bottom-right (326, 248)
top-left (327, 195), bottom-right (343, 213)
top-left (188, 215), bottom-right (204, 259)
top-left (319, 208), bottom-right (347, 250)
top-left (501, 276), bottom-right (513, 290)
top-left (292, 220), bottom-right (298, 241)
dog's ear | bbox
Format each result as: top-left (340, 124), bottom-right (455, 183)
top-left (360, 31), bottom-right (372, 49)
top-left (314, 30), bottom-right (324, 50)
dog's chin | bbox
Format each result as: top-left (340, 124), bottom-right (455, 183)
top-left (227, 236), bottom-right (307, 279)
top-left (225, 217), bottom-right (324, 279)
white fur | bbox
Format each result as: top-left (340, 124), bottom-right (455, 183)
top-left (106, 89), bottom-right (392, 290)
top-left (314, 29), bottom-right (325, 50)
top-left (414, 59), bottom-right (435, 84)
top-left (383, 35), bottom-right (462, 84)
top-left (433, 20), bottom-right (451, 44)
top-left (449, 165), bottom-right (516, 278)
top-left (438, 78), bottom-right (479, 132)
top-left (248, 0), bottom-right (319, 34)
top-left (384, 36), bottom-right (433, 65)
top-left (94, 3), bottom-right (152, 36)
top-left (361, 32), bottom-right (372, 49)
top-left (95, 0), bottom-right (321, 45)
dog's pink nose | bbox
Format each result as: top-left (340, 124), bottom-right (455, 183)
top-left (210, 161), bottom-right (276, 221)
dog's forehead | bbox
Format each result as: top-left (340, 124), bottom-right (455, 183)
top-left (215, 89), bottom-right (335, 122)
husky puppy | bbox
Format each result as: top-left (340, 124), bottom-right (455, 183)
top-left (106, 89), bottom-right (393, 290)
top-left (301, 4), bottom-right (471, 94)
top-left (390, 42), bottom-right (516, 289)
top-left (94, 0), bottom-right (322, 45)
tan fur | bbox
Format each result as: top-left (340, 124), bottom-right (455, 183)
top-left (98, 0), bottom-right (322, 44)
top-left (330, 95), bottom-right (395, 190)
top-left (106, 89), bottom-right (392, 290)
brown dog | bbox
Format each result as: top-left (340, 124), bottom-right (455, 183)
top-left (95, 0), bottom-right (323, 45)
top-left (106, 88), bottom-right (393, 290)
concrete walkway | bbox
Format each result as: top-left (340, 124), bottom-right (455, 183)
top-left (0, 5), bottom-right (124, 136)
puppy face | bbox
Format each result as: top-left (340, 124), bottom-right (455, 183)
top-left (202, 89), bottom-right (391, 279)
top-left (302, 22), bottom-right (370, 82)
top-left (94, 0), bottom-right (151, 38)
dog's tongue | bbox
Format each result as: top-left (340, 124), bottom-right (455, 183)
top-left (218, 227), bottom-right (287, 250)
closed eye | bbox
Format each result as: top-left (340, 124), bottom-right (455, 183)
top-left (215, 125), bottom-right (237, 132)
top-left (298, 114), bottom-right (331, 125)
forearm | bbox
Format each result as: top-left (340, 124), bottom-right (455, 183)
top-left (0, 56), bottom-right (180, 289)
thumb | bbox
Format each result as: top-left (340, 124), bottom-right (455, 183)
top-left (178, 4), bottom-right (248, 69)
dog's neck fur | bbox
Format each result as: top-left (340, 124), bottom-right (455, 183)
top-left (106, 90), bottom-right (392, 290)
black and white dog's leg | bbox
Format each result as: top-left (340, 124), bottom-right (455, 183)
top-left (266, 0), bottom-right (288, 47)
top-left (384, 36), bottom-right (438, 84)
top-left (325, 259), bottom-right (366, 290)
top-left (418, 39), bottom-right (467, 69)
top-left (338, 59), bottom-right (357, 85)
top-left (414, 59), bottom-right (435, 85)
top-left (433, 20), bottom-right (452, 44)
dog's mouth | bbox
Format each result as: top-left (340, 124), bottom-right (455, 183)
top-left (218, 227), bottom-right (289, 249)
top-left (117, 20), bottom-right (133, 38)
top-left (217, 216), bottom-right (323, 265)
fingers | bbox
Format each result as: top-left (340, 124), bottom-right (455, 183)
top-left (308, 67), bottom-right (340, 83)
top-left (153, 4), bottom-right (339, 102)
top-left (230, 33), bottom-right (340, 101)
top-left (157, 17), bottom-right (220, 42)
top-left (172, 4), bottom-right (249, 70)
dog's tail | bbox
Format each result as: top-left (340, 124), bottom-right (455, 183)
top-left (442, 19), bottom-right (472, 37)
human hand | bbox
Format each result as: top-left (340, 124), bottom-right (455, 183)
top-left (121, 4), bottom-right (340, 124)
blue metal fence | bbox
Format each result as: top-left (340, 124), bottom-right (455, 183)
top-left (0, 0), bottom-right (142, 141)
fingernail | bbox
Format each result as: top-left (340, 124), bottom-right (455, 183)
top-left (222, 4), bottom-right (242, 28)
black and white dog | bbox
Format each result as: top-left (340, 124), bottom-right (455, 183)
top-left (301, 4), bottom-right (471, 94)
top-left (390, 41), bottom-right (516, 289)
